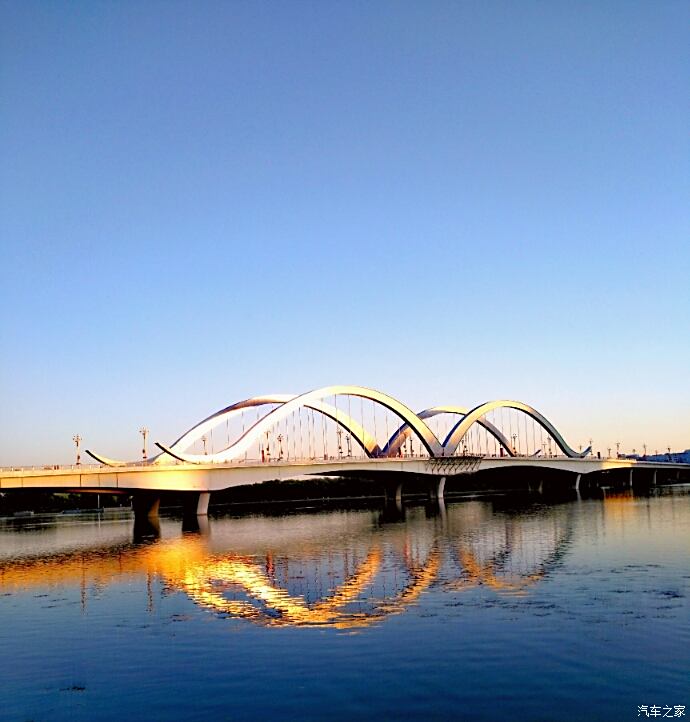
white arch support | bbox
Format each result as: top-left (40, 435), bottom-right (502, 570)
top-left (156, 385), bottom-right (443, 464)
top-left (442, 401), bottom-right (588, 459)
top-left (382, 406), bottom-right (517, 458)
top-left (87, 386), bottom-right (586, 467)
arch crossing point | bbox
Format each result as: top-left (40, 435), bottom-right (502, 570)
top-left (155, 385), bottom-right (444, 464)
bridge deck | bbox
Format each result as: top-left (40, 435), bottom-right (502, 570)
top-left (1, 456), bottom-right (688, 494)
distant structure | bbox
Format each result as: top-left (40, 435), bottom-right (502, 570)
top-left (631, 449), bottom-right (690, 464)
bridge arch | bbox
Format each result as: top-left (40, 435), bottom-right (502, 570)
top-left (90, 393), bottom-right (385, 466)
top-left (156, 385), bottom-right (443, 464)
top-left (442, 400), bottom-right (588, 459)
top-left (165, 394), bottom-right (381, 459)
top-left (382, 406), bottom-right (517, 458)
top-left (87, 395), bottom-right (295, 466)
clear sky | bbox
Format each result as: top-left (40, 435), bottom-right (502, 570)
top-left (1, 1), bottom-right (688, 465)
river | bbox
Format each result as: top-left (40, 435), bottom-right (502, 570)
top-left (1, 487), bottom-right (688, 721)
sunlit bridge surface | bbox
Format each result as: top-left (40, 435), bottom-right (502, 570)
top-left (1, 490), bottom-right (689, 722)
top-left (5, 386), bottom-right (687, 518)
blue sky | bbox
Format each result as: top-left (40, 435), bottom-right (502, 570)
top-left (1, 1), bottom-right (688, 464)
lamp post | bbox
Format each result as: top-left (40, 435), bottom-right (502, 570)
top-left (616, 441), bottom-right (620, 458)
top-left (277, 434), bottom-right (284, 460)
top-left (511, 434), bottom-right (517, 455)
top-left (201, 435), bottom-right (208, 455)
top-left (139, 427), bottom-right (149, 461)
top-left (72, 434), bottom-right (82, 466)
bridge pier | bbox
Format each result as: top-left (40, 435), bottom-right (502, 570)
top-left (573, 473), bottom-right (581, 492)
top-left (183, 491), bottom-right (210, 517)
top-left (428, 476), bottom-right (446, 502)
top-left (384, 481), bottom-right (403, 511)
top-left (132, 492), bottom-right (161, 521)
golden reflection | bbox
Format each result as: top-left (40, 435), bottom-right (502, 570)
top-left (603, 489), bottom-right (637, 529)
top-left (448, 515), bottom-right (572, 596)
top-left (452, 549), bottom-right (544, 595)
top-left (169, 544), bottom-right (444, 628)
top-left (178, 548), bottom-right (384, 627)
top-left (0, 534), bottom-right (442, 629)
top-left (0, 510), bottom-right (570, 626)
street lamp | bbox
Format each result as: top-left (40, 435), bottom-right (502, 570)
top-left (139, 427), bottom-right (149, 461)
top-left (73, 434), bottom-right (82, 466)
top-left (201, 435), bottom-right (208, 455)
top-left (511, 434), bottom-right (518, 455)
top-left (277, 434), bottom-right (284, 460)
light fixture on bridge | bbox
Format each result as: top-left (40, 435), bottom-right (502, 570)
top-left (72, 434), bottom-right (82, 466)
top-left (139, 427), bottom-right (149, 461)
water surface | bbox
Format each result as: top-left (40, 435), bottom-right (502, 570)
top-left (1, 488), bottom-right (688, 721)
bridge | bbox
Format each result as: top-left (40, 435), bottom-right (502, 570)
top-left (2, 385), bottom-right (688, 519)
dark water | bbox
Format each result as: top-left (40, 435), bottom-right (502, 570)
top-left (1, 488), bottom-right (688, 722)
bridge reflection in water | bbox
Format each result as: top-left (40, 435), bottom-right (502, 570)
top-left (0, 501), bottom-right (575, 629)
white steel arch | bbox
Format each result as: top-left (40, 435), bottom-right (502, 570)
top-left (382, 406), bottom-right (517, 458)
top-left (87, 387), bottom-right (587, 466)
top-left (443, 400), bottom-right (589, 459)
top-left (155, 385), bottom-right (444, 464)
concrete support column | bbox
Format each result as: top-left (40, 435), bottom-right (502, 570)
top-left (573, 473), bottom-right (581, 492)
top-left (384, 481), bottom-right (403, 510)
top-left (428, 476), bottom-right (446, 502)
top-left (132, 492), bottom-right (161, 521)
top-left (195, 492), bottom-right (210, 516)
top-left (183, 492), bottom-right (210, 518)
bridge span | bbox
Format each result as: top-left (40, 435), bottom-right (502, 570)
top-left (2, 384), bottom-right (688, 519)
top-left (2, 450), bottom-right (687, 521)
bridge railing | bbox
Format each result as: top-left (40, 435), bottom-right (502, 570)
top-left (1, 451), bottom-right (592, 472)
top-left (0, 463), bottom-right (104, 472)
